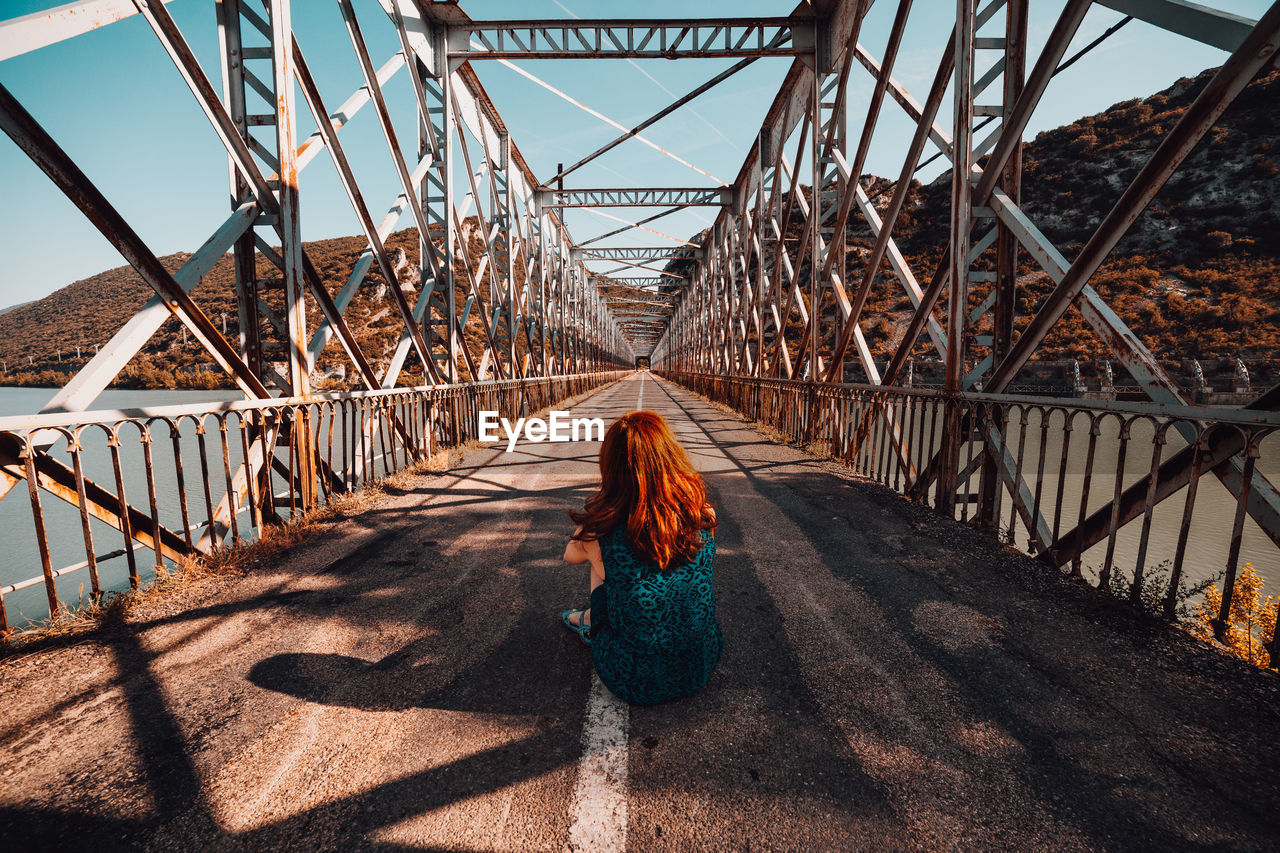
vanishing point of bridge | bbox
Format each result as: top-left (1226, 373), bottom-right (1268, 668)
top-left (1, 1), bottom-right (1279, 850)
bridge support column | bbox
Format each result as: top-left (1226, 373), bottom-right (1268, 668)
top-left (937, 0), bottom-right (977, 515)
top-left (553, 235), bottom-right (566, 374)
top-left (533, 190), bottom-right (550, 376)
top-left (573, 265), bottom-right (585, 373)
top-left (215, 0), bottom-right (315, 514)
top-left (977, 0), bottom-right (1028, 532)
top-left (419, 22), bottom-right (458, 384)
top-left (481, 132), bottom-right (517, 379)
top-left (270, 0), bottom-right (316, 510)
top-left (811, 42), bottom-right (846, 385)
top-left (215, 0), bottom-right (272, 524)
top-left (802, 6), bottom-right (852, 444)
top-left (753, 152), bottom-right (769, 378)
top-left (216, 0), bottom-right (263, 388)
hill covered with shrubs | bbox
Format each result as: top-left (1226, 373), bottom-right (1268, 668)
top-left (0, 222), bottom-right (555, 391)
top-left (898, 64), bottom-right (1280, 364)
top-left (661, 64), bottom-right (1279, 383)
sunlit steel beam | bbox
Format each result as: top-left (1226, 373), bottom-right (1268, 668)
top-left (447, 17), bottom-right (814, 60)
top-left (542, 188), bottom-right (732, 208)
top-left (0, 0), bottom-right (179, 61)
top-left (1096, 0), bottom-right (1257, 52)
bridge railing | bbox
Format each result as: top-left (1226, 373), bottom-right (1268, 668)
top-left (664, 371), bottom-right (1280, 645)
top-left (0, 370), bottom-right (628, 632)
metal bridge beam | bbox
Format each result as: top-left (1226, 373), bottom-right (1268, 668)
top-left (444, 17), bottom-right (815, 61)
top-left (540, 188), bottom-right (733, 208)
top-left (0, 0), bottom-right (178, 62)
top-left (1096, 0), bottom-right (1258, 52)
top-left (577, 246), bottom-right (703, 261)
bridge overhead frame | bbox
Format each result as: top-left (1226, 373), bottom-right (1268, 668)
top-left (577, 247), bottom-right (703, 262)
top-left (644, 0), bottom-right (1280, 644)
top-left (540, 188), bottom-right (733, 208)
top-left (445, 15), bottom-right (817, 61)
top-left (0, 0), bottom-right (643, 627)
top-left (0, 0), bottom-right (1278, 647)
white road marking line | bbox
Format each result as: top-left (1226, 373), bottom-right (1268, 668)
top-left (567, 381), bottom-right (632, 852)
top-left (637, 372), bottom-right (645, 409)
top-left (567, 676), bottom-right (629, 852)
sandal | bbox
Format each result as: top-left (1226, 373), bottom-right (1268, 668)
top-left (561, 608), bottom-right (592, 644)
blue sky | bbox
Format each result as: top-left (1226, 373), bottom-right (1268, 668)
top-left (0, 0), bottom-right (1269, 309)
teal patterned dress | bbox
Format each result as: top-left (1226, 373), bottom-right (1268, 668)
top-left (589, 524), bottom-right (722, 705)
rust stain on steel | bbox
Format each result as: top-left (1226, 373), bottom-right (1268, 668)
top-left (0, 432), bottom-right (193, 567)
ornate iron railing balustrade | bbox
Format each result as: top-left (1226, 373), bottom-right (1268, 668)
top-left (664, 371), bottom-right (1280, 653)
top-left (0, 372), bottom-right (627, 631)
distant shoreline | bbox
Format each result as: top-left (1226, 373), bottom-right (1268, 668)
top-left (0, 370), bottom-right (233, 392)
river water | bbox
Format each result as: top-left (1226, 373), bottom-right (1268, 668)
top-left (1, 386), bottom-right (1277, 628)
top-left (1, 387), bottom-right (241, 627)
top-left (959, 413), bottom-right (1280, 605)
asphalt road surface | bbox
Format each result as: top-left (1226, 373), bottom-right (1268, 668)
top-left (2, 373), bottom-right (1279, 851)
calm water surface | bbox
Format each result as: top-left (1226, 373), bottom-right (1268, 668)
top-left (1, 386), bottom-right (240, 626)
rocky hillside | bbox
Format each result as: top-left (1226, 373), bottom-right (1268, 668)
top-left (899, 64), bottom-right (1280, 364)
top-left (664, 64), bottom-right (1279, 383)
top-left (0, 220), bottom-right (591, 391)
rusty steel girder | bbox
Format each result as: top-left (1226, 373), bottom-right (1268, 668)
top-left (646, 0), bottom-right (1280, 647)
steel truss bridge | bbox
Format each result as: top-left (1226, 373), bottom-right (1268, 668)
top-left (0, 0), bottom-right (1277, 661)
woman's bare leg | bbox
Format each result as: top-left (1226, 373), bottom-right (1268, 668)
top-left (571, 561), bottom-right (605, 628)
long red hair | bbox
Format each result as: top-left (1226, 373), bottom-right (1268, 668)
top-left (570, 410), bottom-right (715, 570)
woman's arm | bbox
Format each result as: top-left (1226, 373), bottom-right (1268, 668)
top-left (564, 527), bottom-right (605, 582)
top-left (564, 537), bottom-right (589, 564)
top-left (564, 525), bottom-right (591, 564)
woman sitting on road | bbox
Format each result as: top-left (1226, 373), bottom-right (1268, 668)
top-left (561, 410), bottom-right (722, 705)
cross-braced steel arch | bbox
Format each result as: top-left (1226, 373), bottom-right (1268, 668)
top-left (644, 1), bottom-right (1280, 647)
top-left (0, 0), bottom-right (638, 626)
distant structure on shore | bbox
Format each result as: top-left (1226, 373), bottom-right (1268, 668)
top-left (891, 356), bottom-right (1271, 404)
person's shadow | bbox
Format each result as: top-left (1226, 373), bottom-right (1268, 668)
top-left (248, 633), bottom-right (577, 716)
top-left (249, 507), bottom-right (595, 718)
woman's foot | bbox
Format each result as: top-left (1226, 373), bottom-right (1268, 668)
top-left (561, 608), bottom-right (591, 644)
